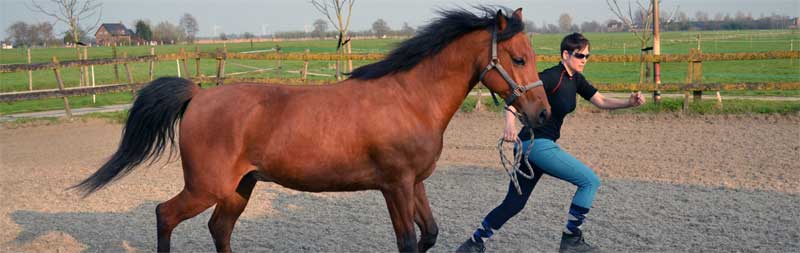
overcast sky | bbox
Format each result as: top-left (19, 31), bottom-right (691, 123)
top-left (1, 0), bottom-right (798, 38)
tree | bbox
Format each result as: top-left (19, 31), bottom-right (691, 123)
top-left (179, 13), bottom-right (199, 43)
top-left (6, 22), bottom-right (30, 47)
top-left (523, 20), bottom-right (536, 33)
top-left (30, 0), bottom-right (102, 45)
top-left (580, 21), bottom-right (602, 32)
top-left (311, 0), bottom-right (355, 80)
top-left (134, 20), bottom-right (153, 42)
top-left (62, 28), bottom-right (88, 44)
top-left (312, 18), bottom-right (328, 39)
top-left (558, 13), bottom-right (573, 32)
top-left (152, 21), bottom-right (184, 44)
top-left (371, 18), bottom-right (390, 38)
top-left (400, 22), bottom-right (415, 36)
top-left (243, 32), bottom-right (255, 39)
top-left (219, 33), bottom-right (227, 41)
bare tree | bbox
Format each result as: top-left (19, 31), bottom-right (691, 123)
top-left (607, 0), bottom-right (656, 90)
top-left (30, 0), bottom-right (101, 87)
top-left (558, 13), bottom-right (573, 32)
top-left (179, 13), bottom-right (199, 43)
top-left (310, 0), bottom-right (355, 80)
top-left (30, 0), bottom-right (102, 45)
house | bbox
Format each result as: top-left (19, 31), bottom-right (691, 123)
top-left (95, 23), bottom-right (134, 46)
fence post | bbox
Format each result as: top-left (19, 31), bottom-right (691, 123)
top-left (27, 47), bottom-right (32, 91)
top-left (195, 45), bottom-right (201, 77)
top-left (180, 47), bottom-right (190, 77)
top-left (276, 45), bottom-right (282, 79)
top-left (112, 43), bottom-right (120, 83)
top-left (149, 47), bottom-right (155, 81)
top-left (302, 48), bottom-right (310, 82)
top-left (83, 47), bottom-right (89, 88)
top-left (122, 52), bottom-right (135, 96)
top-left (51, 56), bottom-right (72, 118)
top-left (216, 48), bottom-right (226, 86)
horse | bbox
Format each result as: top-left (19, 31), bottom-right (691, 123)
top-left (74, 7), bottom-right (550, 252)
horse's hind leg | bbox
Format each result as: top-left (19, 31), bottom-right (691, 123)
top-left (156, 188), bottom-right (217, 252)
top-left (413, 182), bottom-right (438, 252)
top-left (208, 171), bottom-right (258, 253)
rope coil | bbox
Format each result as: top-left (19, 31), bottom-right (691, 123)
top-left (497, 108), bottom-right (537, 195)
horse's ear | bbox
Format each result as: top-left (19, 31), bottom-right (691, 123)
top-left (496, 9), bottom-right (508, 30)
top-left (512, 8), bottom-right (523, 20)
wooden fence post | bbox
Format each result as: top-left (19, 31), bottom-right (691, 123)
top-left (276, 46), bottom-right (283, 79)
top-left (51, 56), bottom-right (72, 118)
top-left (27, 47), bottom-right (32, 91)
top-left (149, 47), bottom-right (155, 81)
top-left (684, 48), bottom-right (704, 111)
top-left (112, 44), bottom-right (120, 83)
top-left (216, 48), bottom-right (227, 86)
top-left (122, 52), bottom-right (135, 96)
top-left (302, 48), bottom-right (310, 82)
top-left (83, 47), bottom-right (89, 88)
top-left (195, 45), bottom-right (201, 77)
top-left (180, 47), bottom-right (190, 77)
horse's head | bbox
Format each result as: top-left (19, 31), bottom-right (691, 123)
top-left (478, 8), bottom-right (551, 128)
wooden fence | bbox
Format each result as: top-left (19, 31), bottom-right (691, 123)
top-left (1, 49), bottom-right (798, 117)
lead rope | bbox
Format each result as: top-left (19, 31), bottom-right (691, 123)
top-left (497, 107), bottom-right (537, 195)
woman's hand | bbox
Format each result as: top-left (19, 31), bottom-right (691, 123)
top-left (503, 121), bottom-right (518, 142)
top-left (628, 91), bottom-right (646, 107)
top-left (503, 110), bottom-right (519, 142)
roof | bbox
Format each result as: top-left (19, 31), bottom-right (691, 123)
top-left (97, 23), bottom-right (132, 36)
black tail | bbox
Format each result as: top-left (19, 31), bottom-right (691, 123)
top-left (73, 77), bottom-right (199, 196)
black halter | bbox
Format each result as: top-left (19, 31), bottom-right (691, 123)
top-left (478, 22), bottom-right (543, 107)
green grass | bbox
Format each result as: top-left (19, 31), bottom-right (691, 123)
top-left (0, 92), bottom-right (132, 115)
top-left (1, 29), bottom-right (799, 115)
top-left (578, 97), bottom-right (800, 114)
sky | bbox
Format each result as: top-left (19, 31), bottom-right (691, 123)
top-left (1, 0), bottom-right (798, 38)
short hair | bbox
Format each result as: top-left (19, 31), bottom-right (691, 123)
top-left (560, 32), bottom-right (590, 54)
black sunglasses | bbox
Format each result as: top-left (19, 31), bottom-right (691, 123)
top-left (571, 51), bottom-right (591, 60)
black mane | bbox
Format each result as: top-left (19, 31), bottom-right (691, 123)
top-left (348, 6), bottom-right (524, 80)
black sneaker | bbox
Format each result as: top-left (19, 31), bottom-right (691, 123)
top-left (456, 238), bottom-right (486, 253)
top-left (559, 232), bottom-right (599, 253)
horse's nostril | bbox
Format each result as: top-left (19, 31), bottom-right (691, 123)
top-left (538, 111), bottom-right (547, 125)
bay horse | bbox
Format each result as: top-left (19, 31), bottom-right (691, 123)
top-left (75, 7), bottom-right (550, 252)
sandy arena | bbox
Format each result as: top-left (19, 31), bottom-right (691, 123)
top-left (1, 111), bottom-right (798, 252)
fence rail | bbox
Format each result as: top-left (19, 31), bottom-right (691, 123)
top-left (2, 48), bottom-right (799, 117)
top-left (3, 50), bottom-right (798, 73)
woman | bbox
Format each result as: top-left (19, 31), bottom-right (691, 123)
top-left (457, 33), bottom-right (646, 253)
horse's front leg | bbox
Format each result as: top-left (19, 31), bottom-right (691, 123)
top-left (381, 180), bottom-right (417, 252)
top-left (413, 181), bottom-right (438, 252)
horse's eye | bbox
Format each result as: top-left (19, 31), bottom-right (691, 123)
top-left (512, 57), bottom-right (525, 66)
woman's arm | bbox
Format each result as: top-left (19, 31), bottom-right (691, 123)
top-left (589, 91), bottom-right (645, 110)
top-left (504, 107), bottom-right (518, 142)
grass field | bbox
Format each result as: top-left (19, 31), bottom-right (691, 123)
top-left (1, 29), bottom-right (798, 115)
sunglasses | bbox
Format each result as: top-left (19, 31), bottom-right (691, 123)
top-left (571, 51), bottom-right (591, 60)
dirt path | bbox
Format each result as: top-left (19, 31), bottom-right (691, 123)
top-left (1, 112), bottom-right (798, 252)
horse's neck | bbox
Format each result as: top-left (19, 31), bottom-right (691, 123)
top-left (392, 37), bottom-right (482, 131)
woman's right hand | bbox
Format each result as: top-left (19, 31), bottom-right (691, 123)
top-left (503, 110), bottom-right (519, 142)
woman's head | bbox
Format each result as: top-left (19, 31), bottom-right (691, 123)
top-left (560, 33), bottom-right (590, 74)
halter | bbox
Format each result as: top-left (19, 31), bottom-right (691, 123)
top-left (477, 22), bottom-right (543, 108)
top-left (478, 20), bottom-right (544, 195)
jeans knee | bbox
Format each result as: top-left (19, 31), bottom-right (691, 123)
top-left (584, 172), bottom-right (600, 190)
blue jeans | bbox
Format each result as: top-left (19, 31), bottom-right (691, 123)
top-left (483, 138), bottom-right (600, 229)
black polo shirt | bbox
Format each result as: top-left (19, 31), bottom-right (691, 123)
top-left (518, 63), bottom-right (597, 142)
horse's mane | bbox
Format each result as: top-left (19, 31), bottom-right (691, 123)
top-left (348, 6), bottom-right (525, 80)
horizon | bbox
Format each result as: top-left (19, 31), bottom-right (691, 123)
top-left (1, 0), bottom-right (798, 39)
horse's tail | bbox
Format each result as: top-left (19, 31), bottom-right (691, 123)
top-left (73, 77), bottom-right (200, 196)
